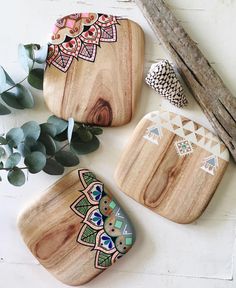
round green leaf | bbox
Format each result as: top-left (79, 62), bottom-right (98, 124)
top-left (54, 130), bottom-right (68, 142)
top-left (34, 45), bottom-right (48, 64)
top-left (90, 127), bottom-right (103, 135)
top-left (24, 151), bottom-right (46, 174)
top-left (1, 66), bottom-right (15, 85)
top-left (71, 135), bottom-right (100, 155)
top-left (7, 167), bottom-right (25, 186)
top-left (0, 136), bottom-right (7, 145)
top-left (0, 147), bottom-right (5, 157)
top-left (15, 84), bottom-right (34, 108)
top-left (0, 103), bottom-right (11, 115)
top-left (55, 151), bottom-right (79, 167)
top-left (21, 121), bottom-right (40, 141)
top-left (39, 134), bottom-right (57, 155)
top-left (5, 152), bottom-right (21, 169)
top-left (40, 123), bottom-right (57, 137)
top-left (1, 91), bottom-right (24, 109)
top-left (0, 66), bottom-right (6, 93)
top-left (47, 115), bottom-right (68, 134)
top-left (28, 68), bottom-right (44, 90)
top-left (30, 141), bottom-right (46, 155)
top-left (18, 44), bottom-right (33, 73)
top-left (43, 159), bottom-right (64, 175)
top-left (77, 127), bottom-right (93, 142)
top-left (18, 143), bottom-right (31, 157)
top-left (6, 128), bottom-right (24, 147)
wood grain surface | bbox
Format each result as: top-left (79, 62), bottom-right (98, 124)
top-left (115, 110), bottom-right (229, 224)
top-left (17, 169), bottom-right (135, 286)
top-left (135, 0), bottom-right (236, 162)
top-left (44, 18), bottom-right (144, 126)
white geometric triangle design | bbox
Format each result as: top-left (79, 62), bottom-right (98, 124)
top-left (171, 115), bottom-right (182, 127)
top-left (186, 132), bottom-right (197, 143)
top-left (195, 127), bottom-right (206, 136)
top-left (159, 111), bottom-right (170, 122)
top-left (174, 127), bottom-right (185, 138)
top-left (183, 121), bottom-right (195, 132)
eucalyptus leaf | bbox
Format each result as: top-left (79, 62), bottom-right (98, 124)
top-left (21, 121), bottom-right (40, 141)
top-left (18, 44), bottom-right (33, 72)
top-left (6, 127), bottom-right (24, 147)
top-left (67, 118), bottom-right (74, 144)
top-left (39, 134), bottom-right (57, 155)
top-left (31, 141), bottom-right (46, 155)
top-left (1, 91), bottom-right (25, 109)
top-left (34, 45), bottom-right (48, 64)
top-left (0, 136), bottom-right (7, 145)
top-left (55, 151), bottom-right (79, 167)
top-left (77, 127), bottom-right (93, 142)
top-left (18, 143), bottom-right (31, 157)
top-left (90, 127), bottom-right (103, 135)
top-left (0, 103), bottom-right (11, 115)
top-left (1, 66), bottom-right (15, 85)
top-left (71, 135), bottom-right (100, 155)
top-left (47, 115), bottom-right (68, 134)
top-left (0, 66), bottom-right (6, 93)
top-left (5, 152), bottom-right (21, 169)
top-left (54, 130), bottom-right (68, 142)
top-left (7, 167), bottom-right (25, 186)
top-left (43, 158), bottom-right (64, 175)
top-left (15, 84), bottom-right (34, 108)
top-left (28, 68), bottom-right (44, 90)
top-left (0, 147), bottom-right (5, 157)
top-left (24, 151), bottom-right (46, 174)
top-left (40, 123), bottom-right (57, 137)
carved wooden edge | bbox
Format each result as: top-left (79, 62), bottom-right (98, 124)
top-left (135, 0), bottom-right (236, 162)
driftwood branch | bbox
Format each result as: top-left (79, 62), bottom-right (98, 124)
top-left (136, 0), bottom-right (236, 162)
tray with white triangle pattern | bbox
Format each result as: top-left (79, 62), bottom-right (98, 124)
top-left (115, 109), bottom-right (229, 224)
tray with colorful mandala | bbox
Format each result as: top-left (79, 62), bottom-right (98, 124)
top-left (44, 13), bottom-right (144, 127)
top-left (18, 169), bottom-right (135, 286)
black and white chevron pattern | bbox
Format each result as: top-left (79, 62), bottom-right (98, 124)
top-left (145, 60), bottom-right (188, 108)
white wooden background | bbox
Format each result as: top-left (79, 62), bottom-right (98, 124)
top-left (1, 0), bottom-right (236, 287)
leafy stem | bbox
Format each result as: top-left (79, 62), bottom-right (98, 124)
top-left (0, 116), bottom-right (103, 186)
top-left (0, 76), bottom-right (28, 95)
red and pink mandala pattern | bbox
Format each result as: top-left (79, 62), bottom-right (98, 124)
top-left (47, 13), bottom-right (122, 72)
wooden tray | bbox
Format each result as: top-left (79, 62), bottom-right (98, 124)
top-left (44, 13), bottom-right (144, 126)
top-left (18, 169), bottom-right (135, 286)
top-left (115, 109), bottom-right (229, 224)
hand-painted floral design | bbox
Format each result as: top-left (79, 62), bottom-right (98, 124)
top-left (92, 211), bottom-right (103, 226)
top-left (70, 169), bottom-right (135, 270)
top-left (47, 13), bottom-right (122, 72)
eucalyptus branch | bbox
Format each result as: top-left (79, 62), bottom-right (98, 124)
top-left (0, 43), bottom-right (47, 116)
top-left (0, 116), bottom-right (103, 186)
top-left (0, 76), bottom-right (28, 95)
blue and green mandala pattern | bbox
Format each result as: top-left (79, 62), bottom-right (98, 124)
top-left (70, 169), bottom-right (135, 270)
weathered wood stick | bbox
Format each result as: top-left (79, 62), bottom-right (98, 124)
top-left (135, 0), bottom-right (236, 162)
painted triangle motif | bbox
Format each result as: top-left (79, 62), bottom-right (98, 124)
top-left (196, 134), bottom-right (203, 142)
top-left (183, 121), bottom-right (196, 132)
top-left (173, 124), bottom-right (180, 130)
top-left (212, 143), bottom-right (221, 155)
top-left (210, 141), bottom-right (218, 148)
top-left (183, 129), bottom-right (192, 136)
top-left (195, 127), bottom-right (206, 136)
top-left (171, 115), bottom-right (182, 127)
top-left (220, 143), bottom-right (226, 154)
top-left (186, 132), bottom-right (197, 143)
top-left (174, 127), bottom-right (185, 138)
